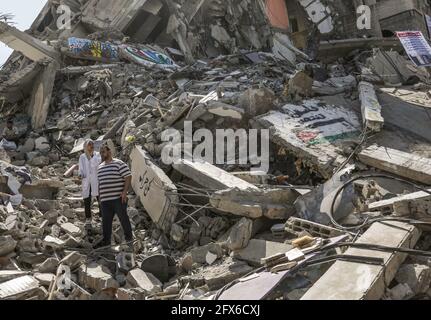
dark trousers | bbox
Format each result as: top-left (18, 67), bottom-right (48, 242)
top-left (100, 198), bottom-right (133, 245)
top-left (83, 186), bottom-right (100, 219)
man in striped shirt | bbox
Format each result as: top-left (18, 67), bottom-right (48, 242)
top-left (97, 143), bottom-right (133, 248)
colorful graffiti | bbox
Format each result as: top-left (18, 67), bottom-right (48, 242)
top-left (120, 45), bottom-right (178, 70)
top-left (68, 38), bottom-right (119, 61)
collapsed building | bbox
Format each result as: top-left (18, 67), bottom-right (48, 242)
top-left (1, 0), bottom-right (431, 301)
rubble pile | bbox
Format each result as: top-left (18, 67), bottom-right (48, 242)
top-left (1, 0), bottom-right (431, 301)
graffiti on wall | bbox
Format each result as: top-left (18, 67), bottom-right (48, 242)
top-left (68, 37), bottom-right (119, 61)
top-left (281, 100), bottom-right (360, 145)
top-left (120, 45), bottom-right (178, 70)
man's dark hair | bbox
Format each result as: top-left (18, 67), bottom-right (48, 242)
top-left (7, 119), bottom-right (13, 124)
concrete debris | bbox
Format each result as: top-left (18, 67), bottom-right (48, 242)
top-left (126, 269), bottom-right (162, 294)
top-left (395, 264), bottom-right (431, 295)
top-left (79, 263), bottom-right (119, 292)
top-left (210, 188), bottom-right (299, 219)
top-left (358, 82), bottom-right (384, 132)
top-left (359, 145), bottom-right (431, 185)
top-left (302, 221), bottom-right (421, 300)
top-left (0, 0), bottom-right (431, 301)
top-left (234, 239), bottom-right (293, 267)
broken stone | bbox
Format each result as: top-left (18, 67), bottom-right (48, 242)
top-left (79, 263), bottom-right (119, 292)
top-left (34, 137), bottom-right (50, 152)
top-left (60, 222), bottom-right (82, 237)
top-left (34, 273), bottom-right (54, 286)
top-left (395, 264), bottom-right (431, 295)
top-left (37, 257), bottom-right (59, 273)
top-left (226, 218), bottom-right (253, 251)
top-left (239, 87), bottom-right (275, 118)
top-left (288, 71), bottom-right (314, 98)
top-left (126, 269), bottom-right (162, 294)
top-left (0, 235), bottom-right (17, 256)
top-left (43, 236), bottom-right (65, 250)
top-left (190, 243), bottom-right (223, 265)
top-left (386, 283), bottom-right (414, 300)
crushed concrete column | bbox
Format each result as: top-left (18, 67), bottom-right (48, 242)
top-left (28, 59), bottom-right (59, 129)
top-left (358, 81), bottom-right (384, 132)
top-left (0, 21), bottom-right (60, 62)
top-left (301, 221), bottom-right (421, 300)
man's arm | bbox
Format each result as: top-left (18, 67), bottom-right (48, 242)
top-left (121, 176), bottom-right (132, 203)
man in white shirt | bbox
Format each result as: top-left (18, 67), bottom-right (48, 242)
top-left (79, 139), bottom-right (102, 231)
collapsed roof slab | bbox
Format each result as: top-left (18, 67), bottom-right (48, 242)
top-left (252, 99), bottom-right (361, 179)
top-left (0, 22), bottom-right (60, 62)
top-left (301, 221), bottom-right (421, 300)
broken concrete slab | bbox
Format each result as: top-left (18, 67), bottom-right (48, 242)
top-left (377, 91), bottom-right (431, 143)
top-left (210, 188), bottom-right (299, 219)
top-left (130, 146), bottom-right (178, 232)
top-left (301, 221), bottom-right (421, 300)
top-left (0, 270), bottom-right (29, 284)
top-left (358, 81), bottom-right (384, 132)
top-left (252, 100), bottom-right (361, 179)
top-left (368, 189), bottom-right (431, 217)
top-left (234, 239), bottom-right (293, 267)
top-left (0, 21), bottom-right (60, 62)
top-left (79, 263), bottom-right (119, 292)
top-left (0, 275), bottom-right (41, 299)
top-left (173, 159), bottom-right (259, 191)
top-left (34, 273), bottom-right (55, 286)
top-left (126, 269), bottom-right (162, 294)
top-left (359, 145), bottom-right (431, 185)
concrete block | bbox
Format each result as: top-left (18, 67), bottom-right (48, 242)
top-left (60, 222), bottom-right (82, 237)
top-left (126, 269), bottom-right (162, 294)
top-left (302, 221), bottom-right (421, 300)
top-left (79, 263), bottom-right (119, 292)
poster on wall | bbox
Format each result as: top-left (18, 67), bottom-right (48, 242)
top-left (396, 31), bottom-right (431, 67)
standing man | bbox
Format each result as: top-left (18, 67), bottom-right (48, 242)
top-left (1, 119), bottom-right (19, 151)
top-left (97, 143), bottom-right (134, 249)
top-left (79, 139), bottom-right (102, 232)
